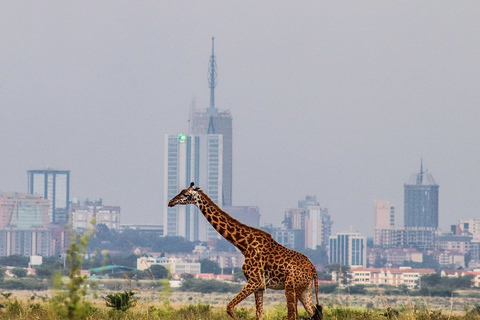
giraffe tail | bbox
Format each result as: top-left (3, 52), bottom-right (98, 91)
top-left (312, 266), bottom-right (320, 306)
top-left (311, 266), bottom-right (323, 320)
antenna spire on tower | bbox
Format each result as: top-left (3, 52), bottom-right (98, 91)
top-left (417, 158), bottom-right (424, 185)
top-left (208, 37), bottom-right (217, 113)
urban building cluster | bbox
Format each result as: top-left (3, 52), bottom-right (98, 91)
top-left (263, 195), bottom-right (333, 252)
top-left (0, 169), bottom-right (121, 257)
top-left (330, 161), bottom-right (480, 280)
top-left (4, 39), bottom-right (480, 290)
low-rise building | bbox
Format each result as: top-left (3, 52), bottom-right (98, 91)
top-left (337, 266), bottom-right (435, 289)
top-left (136, 256), bottom-right (201, 275)
top-left (208, 252), bottom-right (245, 270)
top-left (441, 269), bottom-right (480, 287)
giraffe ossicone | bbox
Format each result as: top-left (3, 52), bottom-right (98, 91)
top-left (168, 182), bottom-right (323, 320)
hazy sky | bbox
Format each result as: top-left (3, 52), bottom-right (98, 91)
top-left (1, 2), bottom-right (479, 237)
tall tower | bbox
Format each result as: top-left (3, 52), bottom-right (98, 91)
top-left (27, 169), bottom-right (70, 225)
top-left (404, 160), bottom-right (439, 228)
top-left (189, 37), bottom-right (233, 206)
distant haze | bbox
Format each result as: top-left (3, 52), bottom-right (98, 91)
top-left (1, 2), bottom-right (479, 237)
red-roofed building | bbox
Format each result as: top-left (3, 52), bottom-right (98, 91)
top-left (441, 269), bottom-right (480, 287)
top-left (335, 266), bottom-right (436, 289)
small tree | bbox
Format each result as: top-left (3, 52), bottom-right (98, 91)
top-left (52, 227), bottom-right (95, 319)
top-left (35, 265), bottom-right (55, 279)
top-left (0, 266), bottom-right (6, 281)
top-left (11, 268), bottom-right (27, 278)
top-left (199, 259), bottom-right (221, 274)
top-left (148, 265), bottom-right (169, 279)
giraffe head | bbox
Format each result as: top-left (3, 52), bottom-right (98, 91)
top-left (168, 182), bottom-right (201, 207)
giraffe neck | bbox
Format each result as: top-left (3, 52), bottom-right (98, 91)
top-left (194, 191), bottom-right (250, 252)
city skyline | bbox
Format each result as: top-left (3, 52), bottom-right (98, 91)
top-left (1, 3), bottom-right (480, 237)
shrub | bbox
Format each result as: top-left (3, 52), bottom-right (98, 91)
top-left (104, 290), bottom-right (137, 311)
top-left (319, 283), bottom-right (338, 294)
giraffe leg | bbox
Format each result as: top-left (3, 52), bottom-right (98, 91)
top-left (285, 277), bottom-right (299, 320)
top-left (299, 284), bottom-right (317, 318)
top-left (254, 290), bottom-right (264, 320)
top-left (226, 282), bottom-right (259, 320)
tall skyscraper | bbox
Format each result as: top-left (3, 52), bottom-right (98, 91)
top-left (404, 161), bottom-right (439, 228)
top-left (27, 169), bottom-right (70, 224)
top-left (163, 133), bottom-right (223, 241)
top-left (189, 37), bottom-right (233, 206)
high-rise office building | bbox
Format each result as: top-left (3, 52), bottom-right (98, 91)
top-left (404, 161), bottom-right (439, 228)
top-left (189, 38), bottom-right (233, 206)
top-left (305, 206), bottom-right (323, 249)
top-left (27, 169), bottom-right (70, 224)
top-left (283, 195), bottom-right (332, 249)
top-left (374, 200), bottom-right (395, 229)
top-left (374, 200), bottom-right (395, 246)
top-left (223, 206), bottom-right (260, 228)
top-left (329, 232), bottom-right (367, 267)
top-left (163, 133), bottom-right (223, 241)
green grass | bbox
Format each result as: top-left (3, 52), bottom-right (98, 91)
top-left (1, 297), bottom-right (480, 320)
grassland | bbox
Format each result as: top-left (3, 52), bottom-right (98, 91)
top-left (2, 286), bottom-right (480, 319)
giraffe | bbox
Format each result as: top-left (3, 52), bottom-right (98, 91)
top-left (168, 182), bottom-right (323, 320)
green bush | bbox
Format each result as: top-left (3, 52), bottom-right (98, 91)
top-left (104, 290), bottom-right (137, 311)
top-left (346, 284), bottom-right (367, 295)
top-left (179, 279), bottom-right (243, 293)
top-left (319, 283), bottom-right (338, 294)
top-left (35, 264), bottom-right (56, 279)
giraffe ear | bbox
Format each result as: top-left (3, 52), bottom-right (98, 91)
top-left (189, 182), bottom-right (195, 188)
top-left (194, 187), bottom-right (200, 191)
